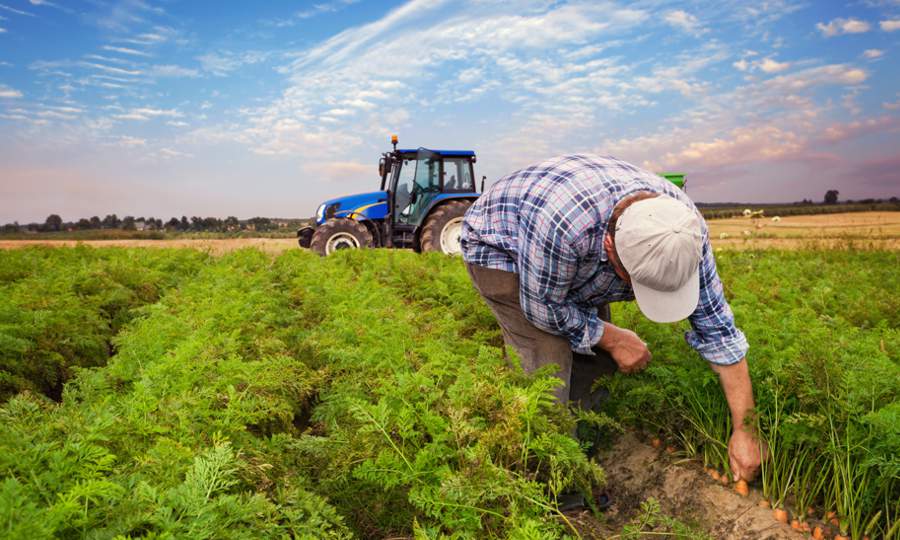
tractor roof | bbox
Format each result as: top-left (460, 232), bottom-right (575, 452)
top-left (397, 148), bottom-right (475, 157)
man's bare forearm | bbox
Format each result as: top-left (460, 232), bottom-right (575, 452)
top-left (711, 359), bottom-right (755, 432)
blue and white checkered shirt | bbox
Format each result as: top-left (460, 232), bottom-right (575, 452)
top-left (461, 154), bottom-right (748, 365)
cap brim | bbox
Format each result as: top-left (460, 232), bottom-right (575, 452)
top-left (631, 267), bottom-right (700, 323)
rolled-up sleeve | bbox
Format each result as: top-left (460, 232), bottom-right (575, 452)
top-left (685, 237), bottom-right (749, 365)
top-left (516, 210), bottom-right (605, 355)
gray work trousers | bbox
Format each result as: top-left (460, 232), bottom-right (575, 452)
top-left (466, 263), bottom-right (616, 404)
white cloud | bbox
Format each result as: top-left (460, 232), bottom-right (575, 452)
top-left (664, 10), bottom-right (704, 35)
top-left (862, 49), bottom-right (884, 59)
top-left (114, 107), bottom-right (183, 121)
top-left (0, 3), bottom-right (35, 16)
top-left (758, 57), bottom-right (790, 73)
top-left (149, 64), bottom-right (199, 78)
top-left (816, 18), bottom-right (871, 37)
top-left (0, 27), bottom-right (6, 33)
top-left (101, 45), bottom-right (151, 57)
top-left (733, 59), bottom-right (749, 71)
top-left (0, 84), bottom-right (22, 98)
top-left (81, 62), bottom-right (143, 76)
top-left (764, 64), bottom-right (867, 91)
top-left (114, 135), bottom-right (146, 147)
top-left (197, 51), bottom-right (269, 76)
top-left (880, 19), bottom-right (900, 31)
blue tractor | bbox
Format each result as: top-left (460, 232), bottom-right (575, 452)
top-left (298, 136), bottom-right (483, 256)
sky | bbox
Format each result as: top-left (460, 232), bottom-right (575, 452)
top-left (0, 0), bottom-right (898, 223)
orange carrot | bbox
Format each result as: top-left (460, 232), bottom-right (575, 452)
top-left (734, 479), bottom-right (749, 497)
top-left (758, 499), bottom-right (770, 508)
top-left (811, 526), bottom-right (825, 540)
top-left (773, 508), bottom-right (789, 524)
top-left (790, 519), bottom-right (801, 530)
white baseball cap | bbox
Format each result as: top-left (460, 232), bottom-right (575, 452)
top-left (614, 195), bottom-right (703, 323)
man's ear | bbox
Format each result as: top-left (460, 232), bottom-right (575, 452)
top-left (603, 233), bottom-right (614, 254)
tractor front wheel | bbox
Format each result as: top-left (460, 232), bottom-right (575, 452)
top-left (420, 201), bottom-right (470, 255)
top-left (310, 219), bottom-right (374, 256)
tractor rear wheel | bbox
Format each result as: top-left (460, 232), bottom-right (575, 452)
top-left (310, 219), bottom-right (374, 256)
top-left (420, 200), bottom-right (470, 255)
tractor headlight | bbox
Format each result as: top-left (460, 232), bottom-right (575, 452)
top-left (316, 203), bottom-right (326, 222)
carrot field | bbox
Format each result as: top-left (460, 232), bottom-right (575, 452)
top-left (0, 246), bottom-right (897, 539)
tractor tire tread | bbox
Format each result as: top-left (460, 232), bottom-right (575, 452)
top-left (309, 219), bottom-right (374, 256)
top-left (420, 200), bottom-right (471, 254)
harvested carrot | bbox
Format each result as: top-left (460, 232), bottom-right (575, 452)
top-left (825, 511), bottom-right (836, 520)
top-left (811, 526), bottom-right (825, 540)
top-left (830, 517), bottom-right (840, 527)
top-left (790, 519), bottom-right (801, 530)
top-left (734, 479), bottom-right (749, 497)
top-left (651, 437), bottom-right (662, 448)
top-left (773, 508), bottom-right (789, 524)
top-left (709, 470), bottom-right (720, 482)
top-left (800, 522), bottom-right (810, 532)
top-left (834, 535), bottom-right (849, 540)
top-left (807, 506), bottom-right (815, 517)
top-left (719, 474), bottom-right (729, 486)
top-left (758, 499), bottom-right (770, 508)
top-left (665, 445), bottom-right (676, 454)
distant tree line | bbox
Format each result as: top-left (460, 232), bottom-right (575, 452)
top-left (1, 214), bottom-right (290, 234)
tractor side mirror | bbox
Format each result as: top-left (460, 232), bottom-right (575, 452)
top-left (481, 175), bottom-right (486, 192)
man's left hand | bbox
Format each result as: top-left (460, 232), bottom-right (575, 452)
top-left (728, 427), bottom-right (764, 482)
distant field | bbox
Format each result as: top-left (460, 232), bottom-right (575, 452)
top-left (707, 211), bottom-right (900, 249)
top-left (0, 229), bottom-right (297, 241)
top-left (1, 211), bottom-right (897, 252)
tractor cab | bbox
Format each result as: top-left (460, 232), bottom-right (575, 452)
top-left (298, 137), bottom-right (482, 256)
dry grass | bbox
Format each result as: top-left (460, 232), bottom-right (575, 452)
top-left (708, 211), bottom-right (900, 250)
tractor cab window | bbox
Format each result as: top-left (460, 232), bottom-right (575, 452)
top-left (394, 158), bottom-right (416, 219)
top-left (442, 157), bottom-right (474, 192)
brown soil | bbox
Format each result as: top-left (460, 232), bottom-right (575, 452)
top-left (566, 432), bottom-right (808, 539)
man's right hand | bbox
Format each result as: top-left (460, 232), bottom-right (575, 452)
top-left (597, 323), bottom-right (651, 374)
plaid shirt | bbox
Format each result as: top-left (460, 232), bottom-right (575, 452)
top-left (461, 154), bottom-right (748, 365)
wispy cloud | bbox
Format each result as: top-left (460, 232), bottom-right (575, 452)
top-left (101, 45), bottom-right (152, 58)
top-left (816, 17), bottom-right (871, 37)
top-left (758, 57), bottom-right (791, 73)
top-left (197, 51), bottom-right (269, 76)
top-left (113, 107), bottom-right (183, 121)
top-left (0, 84), bottom-right (22, 98)
top-left (148, 64), bottom-right (199, 78)
top-left (862, 49), bottom-right (884, 59)
top-left (81, 61), bottom-right (143, 76)
top-left (0, 3), bottom-right (35, 16)
top-left (881, 19), bottom-right (900, 31)
top-left (664, 10), bottom-right (705, 35)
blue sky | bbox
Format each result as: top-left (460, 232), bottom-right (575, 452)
top-left (0, 0), bottom-right (898, 222)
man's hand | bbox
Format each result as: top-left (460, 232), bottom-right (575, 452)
top-left (729, 427), bottom-right (764, 481)
top-left (597, 323), bottom-right (651, 374)
top-left (711, 359), bottom-right (765, 481)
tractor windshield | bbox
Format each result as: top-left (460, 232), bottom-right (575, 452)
top-left (398, 148), bottom-right (440, 223)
